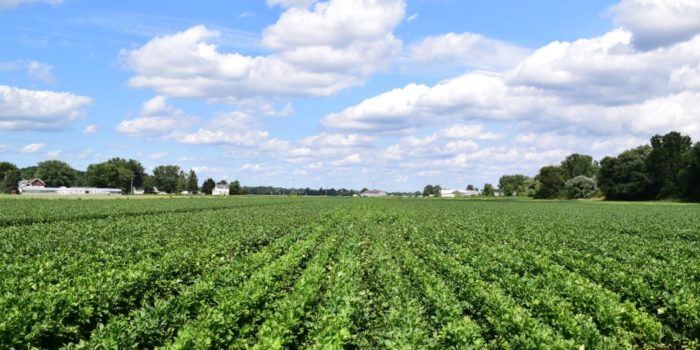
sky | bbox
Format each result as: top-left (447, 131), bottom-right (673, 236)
top-left (2, 0), bottom-right (700, 191)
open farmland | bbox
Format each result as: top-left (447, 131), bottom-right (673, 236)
top-left (1, 197), bottom-right (699, 349)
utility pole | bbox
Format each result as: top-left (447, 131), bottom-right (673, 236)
top-left (130, 173), bottom-right (134, 195)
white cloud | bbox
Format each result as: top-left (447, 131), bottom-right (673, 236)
top-left (83, 124), bottom-right (98, 134)
top-left (266, 0), bottom-right (317, 8)
top-left (20, 143), bottom-right (44, 153)
top-left (324, 27), bottom-right (700, 138)
top-left (331, 153), bottom-right (362, 166)
top-left (406, 13), bottom-right (418, 22)
top-left (26, 61), bottom-right (55, 84)
top-left (610, 0), bottom-right (700, 49)
top-left (117, 96), bottom-right (193, 136)
top-left (0, 144), bottom-right (8, 152)
top-left (409, 32), bottom-right (530, 71)
top-left (0, 85), bottom-right (91, 130)
top-left (171, 111), bottom-right (269, 146)
top-left (147, 152), bottom-right (169, 160)
top-left (0, 0), bottom-right (61, 10)
top-left (123, 0), bottom-right (405, 101)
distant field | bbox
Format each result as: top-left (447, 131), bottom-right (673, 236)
top-left (1, 197), bottom-right (699, 349)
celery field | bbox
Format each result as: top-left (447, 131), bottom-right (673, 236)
top-left (1, 197), bottom-right (699, 349)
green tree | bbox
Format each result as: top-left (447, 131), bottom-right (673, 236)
top-left (152, 165), bottom-right (182, 194)
top-left (466, 184), bottom-right (475, 191)
top-left (482, 183), bottom-right (495, 196)
top-left (229, 180), bottom-right (241, 195)
top-left (36, 160), bottom-right (76, 187)
top-left (86, 162), bottom-right (133, 193)
top-left (176, 171), bottom-right (187, 194)
top-left (0, 161), bottom-right (19, 187)
top-left (104, 158), bottom-right (146, 188)
top-left (1, 169), bottom-right (21, 194)
top-left (202, 178), bottom-right (216, 195)
top-left (498, 174), bottom-right (532, 196)
top-left (534, 166), bottom-right (567, 199)
top-left (560, 153), bottom-right (599, 179)
top-left (598, 145), bottom-right (653, 201)
top-left (679, 142), bottom-right (700, 201)
top-left (186, 170), bottom-right (199, 194)
top-left (422, 185), bottom-right (434, 197)
top-left (647, 131), bottom-right (692, 199)
top-left (142, 175), bottom-right (157, 194)
top-left (19, 166), bottom-right (37, 180)
top-left (565, 175), bottom-right (598, 199)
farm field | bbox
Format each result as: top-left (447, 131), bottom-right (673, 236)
top-left (1, 197), bottom-right (699, 349)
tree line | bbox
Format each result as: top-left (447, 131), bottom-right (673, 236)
top-left (0, 158), bottom-right (244, 195)
top-left (496, 131), bottom-right (700, 201)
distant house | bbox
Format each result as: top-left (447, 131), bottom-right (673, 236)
top-left (440, 189), bottom-right (480, 198)
top-left (213, 183), bottom-right (229, 196)
top-left (18, 178), bottom-right (45, 188)
top-left (360, 189), bottom-right (387, 197)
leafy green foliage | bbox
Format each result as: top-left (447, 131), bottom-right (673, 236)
top-left (152, 165), bottom-right (182, 194)
top-left (534, 166), bottom-right (566, 199)
top-left (561, 153), bottom-right (599, 179)
top-left (498, 174), bottom-right (532, 196)
top-left (35, 160), bottom-right (76, 187)
top-left (202, 178), bottom-right (215, 195)
top-left (0, 197), bottom-right (698, 349)
top-left (564, 175), bottom-right (598, 199)
top-left (598, 145), bottom-right (653, 200)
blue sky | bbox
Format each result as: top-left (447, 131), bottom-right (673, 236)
top-left (2, 0), bottom-right (700, 191)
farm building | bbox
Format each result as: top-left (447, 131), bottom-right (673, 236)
top-left (213, 183), bottom-right (229, 196)
top-left (440, 189), bottom-right (480, 198)
top-left (360, 189), bottom-right (387, 197)
top-left (18, 179), bottom-right (121, 195)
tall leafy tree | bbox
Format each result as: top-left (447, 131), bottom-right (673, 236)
top-left (534, 166), bottom-right (567, 199)
top-left (186, 169), bottom-right (199, 194)
top-left (561, 153), bottom-right (599, 179)
top-left (36, 160), bottom-right (76, 187)
top-left (229, 180), bottom-right (241, 195)
top-left (647, 131), bottom-right (692, 199)
top-left (482, 183), bottom-right (495, 197)
top-left (498, 174), bottom-right (532, 196)
top-left (1, 169), bottom-right (21, 194)
top-left (86, 162), bottom-right (133, 193)
top-left (152, 165), bottom-right (182, 194)
top-left (202, 178), bottom-right (216, 195)
top-left (466, 184), bottom-right (475, 191)
top-left (679, 142), bottom-right (700, 201)
top-left (598, 145), bottom-right (653, 201)
top-left (142, 175), bottom-right (157, 194)
top-left (0, 161), bottom-right (19, 185)
top-left (105, 158), bottom-right (146, 188)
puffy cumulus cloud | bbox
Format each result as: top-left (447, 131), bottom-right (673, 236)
top-left (0, 85), bottom-right (91, 130)
top-left (171, 111), bottom-right (270, 146)
top-left (409, 32), bottom-right (530, 71)
top-left (117, 96), bottom-right (193, 137)
top-left (324, 27), bottom-right (700, 139)
top-left (299, 132), bottom-right (375, 148)
top-left (0, 0), bottom-right (61, 10)
top-left (20, 143), bottom-right (44, 153)
top-left (322, 73), bottom-right (551, 133)
top-left (122, 0), bottom-right (404, 101)
top-left (610, 0), bottom-right (700, 49)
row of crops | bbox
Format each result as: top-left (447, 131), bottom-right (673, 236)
top-left (1, 197), bottom-right (699, 349)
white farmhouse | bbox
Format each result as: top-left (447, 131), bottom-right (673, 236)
top-left (213, 183), bottom-right (229, 196)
